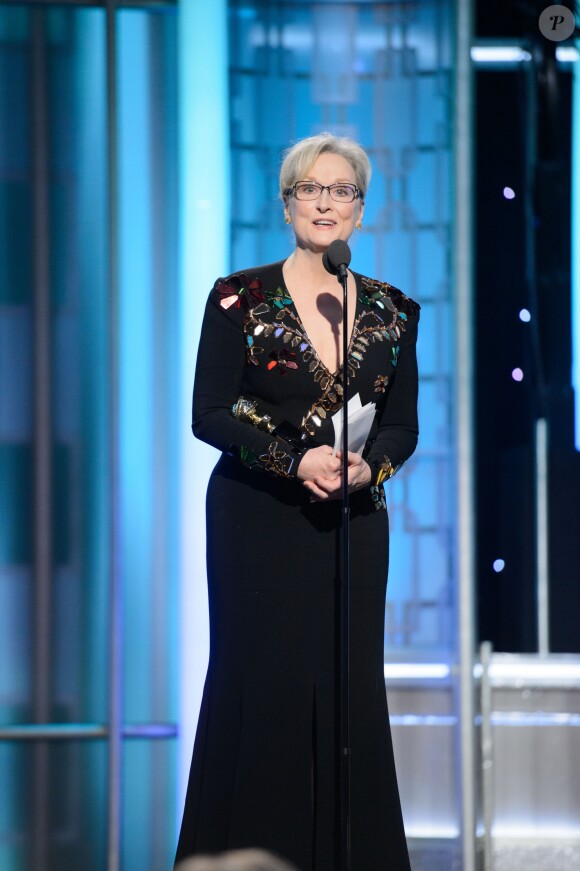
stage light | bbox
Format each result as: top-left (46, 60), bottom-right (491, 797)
top-left (471, 45), bottom-right (577, 67)
top-left (503, 186), bottom-right (516, 199)
top-left (489, 659), bottom-right (580, 683)
top-left (384, 663), bottom-right (450, 680)
top-left (511, 368), bottom-right (524, 382)
top-left (556, 46), bottom-right (580, 63)
top-left (404, 824), bottom-right (460, 839)
top-left (390, 714), bottom-right (457, 727)
top-left (491, 711), bottom-right (580, 727)
top-left (519, 308), bottom-right (531, 322)
top-left (493, 559), bottom-right (505, 572)
top-left (470, 46), bottom-right (531, 64)
top-left (492, 825), bottom-right (580, 839)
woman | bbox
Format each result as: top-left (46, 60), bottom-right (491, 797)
top-left (175, 133), bottom-right (419, 871)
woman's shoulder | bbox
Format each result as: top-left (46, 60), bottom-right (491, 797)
top-left (355, 272), bottom-right (420, 318)
top-left (210, 260), bottom-right (284, 309)
top-left (212, 260), bottom-right (283, 290)
top-left (209, 261), bottom-right (284, 311)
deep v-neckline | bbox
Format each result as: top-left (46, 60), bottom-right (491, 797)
top-left (279, 261), bottom-right (359, 378)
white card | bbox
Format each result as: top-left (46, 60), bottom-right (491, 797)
top-left (332, 393), bottom-right (376, 456)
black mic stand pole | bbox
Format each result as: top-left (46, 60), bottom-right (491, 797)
top-left (337, 259), bottom-right (351, 871)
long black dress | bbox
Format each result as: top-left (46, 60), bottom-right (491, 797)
top-left (175, 261), bottom-right (420, 871)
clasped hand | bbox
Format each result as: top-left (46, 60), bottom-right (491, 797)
top-left (297, 444), bottom-right (371, 501)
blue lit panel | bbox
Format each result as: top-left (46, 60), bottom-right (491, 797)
top-left (118, 10), bottom-right (154, 696)
top-left (228, 0), bottom-right (456, 654)
top-left (177, 0), bottom-right (230, 826)
top-left (116, 8), bottom-right (179, 867)
top-left (118, 13), bottom-right (154, 868)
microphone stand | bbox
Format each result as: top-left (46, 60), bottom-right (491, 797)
top-left (323, 238), bottom-right (353, 871)
top-left (337, 260), bottom-right (351, 871)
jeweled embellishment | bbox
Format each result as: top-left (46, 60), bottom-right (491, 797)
top-left (370, 485), bottom-right (387, 511)
top-left (239, 445), bottom-right (261, 470)
top-left (264, 285), bottom-right (293, 309)
top-left (246, 334), bottom-right (263, 366)
top-left (239, 441), bottom-right (296, 479)
top-left (359, 278), bottom-right (397, 312)
top-left (267, 349), bottom-right (298, 374)
top-left (374, 374), bottom-right (389, 393)
top-left (259, 442), bottom-right (295, 478)
top-left (369, 454), bottom-right (400, 511)
top-left (216, 273), bottom-right (265, 311)
top-left (359, 276), bottom-right (420, 318)
top-left (242, 293), bottom-right (308, 371)
top-left (301, 374), bottom-right (345, 436)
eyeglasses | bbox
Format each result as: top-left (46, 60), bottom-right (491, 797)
top-left (284, 181), bottom-right (361, 203)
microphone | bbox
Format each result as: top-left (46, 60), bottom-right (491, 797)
top-left (322, 239), bottom-right (351, 282)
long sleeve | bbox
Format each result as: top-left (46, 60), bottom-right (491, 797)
top-left (365, 308), bottom-right (420, 476)
top-left (192, 286), bottom-right (304, 477)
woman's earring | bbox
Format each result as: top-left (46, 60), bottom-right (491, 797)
top-left (355, 220), bottom-right (363, 230)
top-left (285, 216), bottom-right (291, 225)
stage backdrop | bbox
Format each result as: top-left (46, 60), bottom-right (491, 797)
top-left (227, 0), bottom-right (457, 656)
top-left (181, 0), bottom-right (466, 866)
top-left (0, 3), bottom-right (179, 870)
top-left (0, 1), bottom-right (464, 870)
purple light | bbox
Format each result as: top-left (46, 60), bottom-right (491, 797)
top-left (512, 368), bottom-right (524, 382)
top-left (519, 308), bottom-right (531, 322)
top-left (493, 559), bottom-right (505, 573)
top-left (503, 186), bottom-right (516, 200)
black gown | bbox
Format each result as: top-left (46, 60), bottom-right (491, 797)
top-left (175, 261), bottom-right (420, 871)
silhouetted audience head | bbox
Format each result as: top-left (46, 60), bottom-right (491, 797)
top-left (174, 849), bottom-right (300, 871)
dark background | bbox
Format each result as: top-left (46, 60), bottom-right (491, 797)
top-left (475, 0), bottom-right (580, 652)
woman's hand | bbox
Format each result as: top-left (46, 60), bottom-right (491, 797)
top-left (298, 448), bottom-right (371, 501)
top-left (297, 445), bottom-right (341, 500)
top-left (342, 451), bottom-right (372, 493)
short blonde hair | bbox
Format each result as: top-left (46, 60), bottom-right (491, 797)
top-left (279, 132), bottom-right (372, 203)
